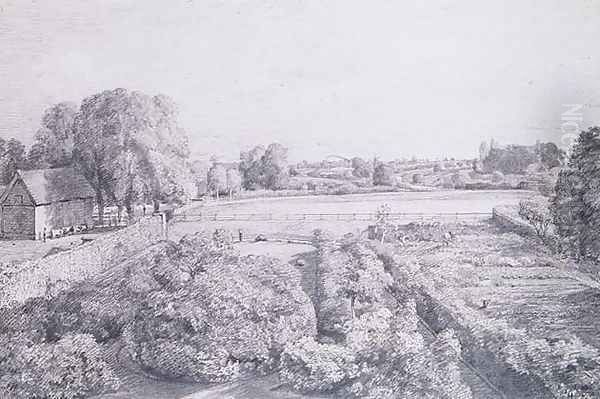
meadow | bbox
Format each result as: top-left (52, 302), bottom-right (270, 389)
top-left (197, 189), bottom-right (534, 215)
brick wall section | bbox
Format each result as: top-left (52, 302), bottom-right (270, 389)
top-left (2, 206), bottom-right (35, 238)
top-left (1, 179), bottom-right (36, 238)
top-left (0, 216), bottom-right (165, 308)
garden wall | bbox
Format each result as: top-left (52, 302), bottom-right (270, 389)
top-left (0, 216), bottom-right (165, 308)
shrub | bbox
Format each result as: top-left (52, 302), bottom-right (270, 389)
top-left (333, 182), bottom-right (359, 195)
top-left (518, 198), bottom-right (554, 243)
top-left (128, 253), bottom-right (317, 382)
top-left (291, 235), bottom-right (473, 399)
top-left (279, 337), bottom-right (358, 393)
top-left (1, 333), bottom-right (118, 399)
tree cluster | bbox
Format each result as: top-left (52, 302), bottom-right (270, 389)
top-left (206, 162), bottom-right (242, 199)
top-left (481, 142), bottom-right (565, 175)
top-left (373, 163), bottom-right (395, 186)
top-left (0, 89), bottom-right (195, 224)
top-left (351, 157), bottom-right (372, 178)
top-left (239, 143), bottom-right (289, 190)
top-left (73, 89), bottom-right (194, 222)
top-left (482, 145), bottom-right (539, 174)
top-left (550, 127), bottom-right (600, 260)
top-left (0, 103), bottom-right (79, 185)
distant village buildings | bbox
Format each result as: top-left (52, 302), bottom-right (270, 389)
top-left (0, 167), bottom-right (95, 240)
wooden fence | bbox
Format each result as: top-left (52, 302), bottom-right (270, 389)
top-left (172, 211), bottom-right (492, 223)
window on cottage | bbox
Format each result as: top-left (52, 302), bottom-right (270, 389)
top-left (14, 195), bottom-right (23, 204)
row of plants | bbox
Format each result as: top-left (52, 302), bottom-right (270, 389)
top-left (379, 227), bottom-right (600, 399)
top-left (276, 231), bottom-right (474, 398)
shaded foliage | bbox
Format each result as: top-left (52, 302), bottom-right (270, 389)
top-left (239, 143), bottom-right (289, 190)
top-left (72, 88), bottom-right (193, 222)
top-left (550, 127), bottom-right (600, 260)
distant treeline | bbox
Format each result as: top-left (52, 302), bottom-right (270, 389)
top-left (478, 140), bottom-right (565, 174)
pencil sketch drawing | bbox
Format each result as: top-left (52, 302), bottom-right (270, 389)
top-left (1, 1), bottom-right (600, 398)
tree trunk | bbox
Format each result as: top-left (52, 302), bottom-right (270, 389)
top-left (96, 191), bottom-right (104, 226)
top-left (117, 205), bottom-right (123, 224)
top-left (350, 296), bottom-right (356, 320)
top-left (153, 199), bottom-right (160, 213)
top-left (216, 190), bottom-right (219, 200)
top-left (125, 201), bottom-right (133, 222)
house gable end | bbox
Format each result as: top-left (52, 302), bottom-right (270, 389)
top-left (1, 175), bottom-right (36, 206)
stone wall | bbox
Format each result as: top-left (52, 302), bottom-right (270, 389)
top-left (492, 206), bottom-right (536, 236)
top-left (0, 215), bottom-right (165, 308)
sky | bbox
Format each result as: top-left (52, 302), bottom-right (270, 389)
top-left (1, 0), bottom-right (600, 162)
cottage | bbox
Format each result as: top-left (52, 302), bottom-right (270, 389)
top-left (0, 167), bottom-right (95, 240)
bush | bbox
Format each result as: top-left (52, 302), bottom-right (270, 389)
top-left (333, 182), bottom-right (359, 195)
top-left (518, 198), bottom-right (554, 243)
top-left (1, 333), bottom-right (119, 399)
top-left (128, 252), bottom-right (317, 382)
top-left (279, 337), bottom-right (358, 393)
top-left (288, 235), bottom-right (473, 398)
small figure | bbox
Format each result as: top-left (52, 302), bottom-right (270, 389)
top-left (239, 229), bottom-right (243, 242)
top-left (43, 227), bottom-right (47, 243)
top-left (480, 299), bottom-right (489, 309)
top-left (143, 204), bottom-right (147, 216)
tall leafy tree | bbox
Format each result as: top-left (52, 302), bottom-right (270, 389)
top-left (239, 143), bottom-right (289, 190)
top-left (73, 88), bottom-right (193, 224)
top-left (550, 127), bottom-right (600, 260)
top-left (0, 138), bottom-right (27, 184)
top-left (239, 145), bottom-right (266, 189)
top-left (226, 168), bottom-right (242, 199)
top-left (261, 143), bottom-right (289, 190)
top-left (207, 163), bottom-right (227, 199)
top-left (373, 163), bottom-right (395, 186)
top-left (537, 142), bottom-right (566, 169)
top-left (27, 102), bottom-right (78, 169)
top-left (351, 157), bottom-right (372, 178)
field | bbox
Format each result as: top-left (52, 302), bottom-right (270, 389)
top-left (171, 190), bottom-right (533, 240)
top-left (400, 222), bottom-right (600, 397)
top-left (197, 190), bottom-right (533, 215)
